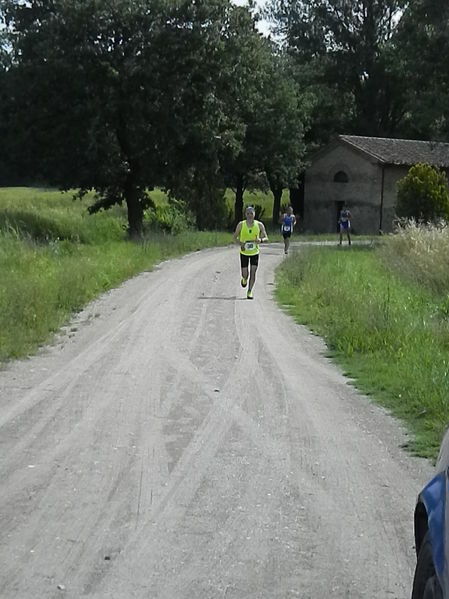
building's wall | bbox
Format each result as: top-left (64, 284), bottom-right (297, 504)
top-left (304, 145), bottom-right (394, 234)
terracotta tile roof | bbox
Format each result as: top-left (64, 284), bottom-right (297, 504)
top-left (339, 135), bottom-right (449, 167)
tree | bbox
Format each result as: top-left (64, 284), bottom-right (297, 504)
top-left (268, 0), bottom-right (409, 140)
top-left (0, 0), bottom-right (250, 236)
top-left (216, 20), bottom-right (308, 226)
top-left (396, 163), bottom-right (449, 221)
top-left (167, 3), bottom-right (263, 230)
top-left (256, 52), bottom-right (308, 225)
top-left (395, 0), bottom-right (449, 140)
top-left (0, 25), bottom-right (11, 184)
top-left (216, 7), bottom-right (274, 226)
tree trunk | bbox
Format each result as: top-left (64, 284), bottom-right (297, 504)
top-left (234, 174), bottom-right (244, 227)
top-left (271, 186), bottom-right (283, 228)
top-left (124, 172), bottom-right (144, 238)
top-left (266, 172), bottom-right (283, 228)
top-left (289, 171), bottom-right (305, 222)
top-left (115, 110), bottom-right (144, 238)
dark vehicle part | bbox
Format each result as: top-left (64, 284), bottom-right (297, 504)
top-left (412, 531), bottom-right (443, 599)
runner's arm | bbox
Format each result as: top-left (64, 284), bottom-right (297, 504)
top-left (259, 222), bottom-right (269, 242)
top-left (233, 222), bottom-right (242, 244)
top-left (233, 222), bottom-right (246, 251)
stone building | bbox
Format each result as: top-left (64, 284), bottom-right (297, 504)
top-left (303, 135), bottom-right (449, 234)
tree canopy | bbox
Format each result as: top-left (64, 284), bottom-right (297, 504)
top-left (0, 0), bottom-right (308, 234)
top-left (268, 0), bottom-right (408, 141)
top-left (0, 0), bottom-right (234, 233)
top-left (395, 0), bottom-right (449, 140)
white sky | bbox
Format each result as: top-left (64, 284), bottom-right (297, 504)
top-left (231, 0), bottom-right (272, 37)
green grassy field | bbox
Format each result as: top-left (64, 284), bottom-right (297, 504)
top-left (0, 187), bottom-right (230, 361)
top-left (275, 226), bottom-right (449, 459)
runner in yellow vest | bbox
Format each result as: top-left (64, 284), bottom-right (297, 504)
top-left (233, 206), bottom-right (269, 299)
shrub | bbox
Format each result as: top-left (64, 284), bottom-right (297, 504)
top-left (145, 199), bottom-right (195, 234)
top-left (396, 162), bottom-right (449, 222)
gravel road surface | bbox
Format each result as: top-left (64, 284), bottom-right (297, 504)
top-left (0, 243), bottom-right (433, 599)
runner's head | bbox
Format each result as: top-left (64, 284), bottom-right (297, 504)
top-left (245, 206), bottom-right (255, 220)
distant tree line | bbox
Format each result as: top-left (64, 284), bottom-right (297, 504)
top-left (0, 0), bottom-right (448, 234)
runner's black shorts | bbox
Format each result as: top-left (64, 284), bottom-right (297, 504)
top-left (240, 253), bottom-right (259, 268)
top-left (282, 231), bottom-right (292, 239)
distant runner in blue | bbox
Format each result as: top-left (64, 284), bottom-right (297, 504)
top-left (279, 206), bottom-right (297, 255)
top-left (338, 205), bottom-right (352, 246)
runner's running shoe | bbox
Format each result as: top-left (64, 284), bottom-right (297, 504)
top-left (241, 277), bottom-right (247, 287)
top-left (247, 290), bottom-right (253, 300)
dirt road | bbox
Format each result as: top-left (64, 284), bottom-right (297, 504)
top-left (0, 243), bottom-right (433, 599)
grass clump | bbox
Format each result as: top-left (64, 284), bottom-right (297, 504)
top-left (380, 219), bottom-right (449, 295)
top-left (276, 240), bottom-right (449, 459)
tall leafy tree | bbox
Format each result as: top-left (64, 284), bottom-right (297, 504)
top-left (216, 17), bottom-right (308, 226)
top-left (167, 4), bottom-right (262, 230)
top-left (395, 0), bottom-right (449, 140)
top-left (217, 7), bottom-right (274, 225)
top-left (0, 25), bottom-right (10, 184)
top-left (257, 52), bottom-right (308, 225)
top-left (268, 0), bottom-right (408, 140)
top-left (0, 0), bottom-right (250, 235)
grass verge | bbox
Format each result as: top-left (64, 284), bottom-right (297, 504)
top-left (275, 242), bottom-right (449, 459)
top-left (0, 188), bottom-right (230, 361)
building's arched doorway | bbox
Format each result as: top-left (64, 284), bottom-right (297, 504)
top-left (333, 171), bottom-right (349, 230)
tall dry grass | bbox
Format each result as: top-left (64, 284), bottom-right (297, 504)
top-left (380, 219), bottom-right (449, 294)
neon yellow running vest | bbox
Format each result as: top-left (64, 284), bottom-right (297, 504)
top-left (239, 220), bottom-right (260, 256)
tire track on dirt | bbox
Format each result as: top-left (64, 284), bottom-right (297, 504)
top-left (0, 245), bottom-right (434, 598)
top-left (0, 252), bottom-right (221, 596)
